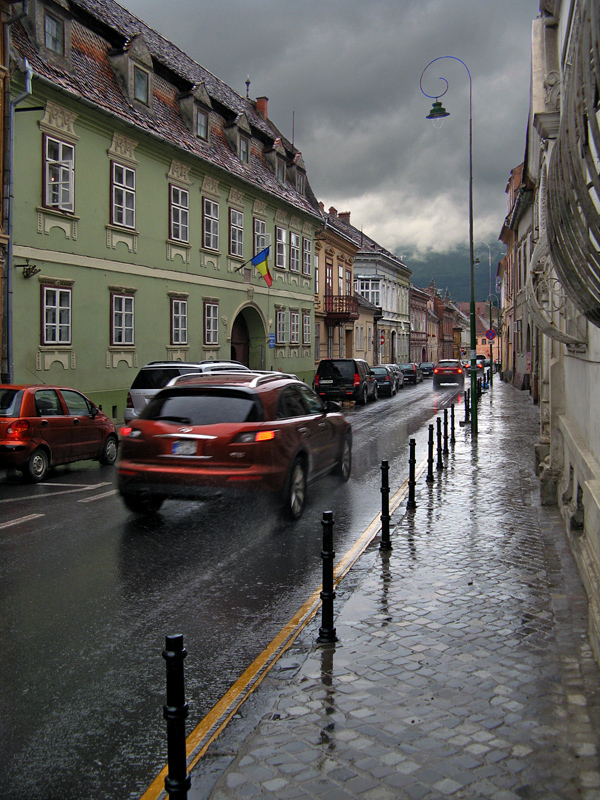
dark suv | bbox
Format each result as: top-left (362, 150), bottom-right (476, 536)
top-left (314, 358), bottom-right (378, 405)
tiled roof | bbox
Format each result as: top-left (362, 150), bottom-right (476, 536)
top-left (322, 210), bottom-right (408, 270)
top-left (12, 0), bottom-right (320, 219)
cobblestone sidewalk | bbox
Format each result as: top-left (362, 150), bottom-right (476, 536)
top-left (191, 382), bottom-right (600, 800)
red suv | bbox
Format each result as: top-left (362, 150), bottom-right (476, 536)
top-left (117, 372), bottom-right (352, 519)
top-left (0, 385), bottom-right (118, 481)
top-left (432, 360), bottom-right (465, 390)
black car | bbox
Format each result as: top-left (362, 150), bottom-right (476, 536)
top-left (398, 362), bottom-right (423, 385)
top-left (371, 365), bottom-right (397, 397)
top-left (419, 362), bottom-right (434, 378)
top-left (314, 358), bottom-right (378, 405)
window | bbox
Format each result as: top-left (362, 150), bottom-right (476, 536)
top-left (254, 218), bottom-right (266, 255)
top-left (44, 136), bottom-right (74, 212)
top-left (134, 66), bottom-right (149, 105)
top-left (229, 209), bottom-right (244, 257)
top-left (303, 312), bottom-right (311, 344)
top-left (112, 294), bottom-right (134, 345)
top-left (297, 173), bottom-right (305, 195)
top-left (338, 266), bottom-right (344, 295)
top-left (314, 256), bottom-right (319, 293)
top-left (481, 338), bottom-right (487, 346)
top-left (61, 389), bottom-right (93, 416)
top-left (290, 233), bottom-right (300, 272)
top-left (345, 269), bottom-right (352, 296)
top-left (275, 226), bottom-right (286, 269)
top-left (302, 238), bottom-right (312, 276)
top-left (196, 110), bottom-right (208, 140)
top-left (203, 198), bottom-right (219, 250)
top-left (204, 302), bottom-right (219, 345)
top-left (276, 310), bottom-right (288, 344)
top-left (112, 163), bottom-right (135, 228)
top-left (355, 278), bottom-right (380, 306)
top-left (239, 137), bottom-right (249, 164)
top-left (44, 12), bottom-right (64, 55)
top-left (43, 286), bottom-right (71, 345)
top-left (170, 185), bottom-right (189, 243)
top-left (290, 311), bottom-right (299, 344)
top-left (276, 159), bottom-right (285, 183)
top-left (171, 299), bottom-right (188, 345)
top-left (325, 262), bottom-right (333, 295)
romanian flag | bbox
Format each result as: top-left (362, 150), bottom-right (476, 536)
top-left (251, 246), bottom-right (272, 287)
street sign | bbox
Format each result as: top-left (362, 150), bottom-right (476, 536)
top-left (268, 333), bottom-right (275, 348)
top-left (380, 333), bottom-right (385, 345)
top-left (485, 329), bottom-right (496, 341)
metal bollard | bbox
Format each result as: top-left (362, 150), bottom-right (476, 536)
top-left (162, 634), bottom-right (191, 800)
top-left (465, 388), bottom-right (470, 423)
top-left (436, 417), bottom-right (444, 471)
top-left (317, 511), bottom-right (338, 642)
top-left (443, 408), bottom-right (449, 455)
top-left (407, 438), bottom-right (417, 510)
top-left (450, 403), bottom-right (456, 444)
top-left (379, 460), bottom-right (392, 551)
top-left (426, 423), bottom-right (435, 483)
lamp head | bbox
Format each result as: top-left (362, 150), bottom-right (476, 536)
top-left (426, 100), bottom-right (450, 120)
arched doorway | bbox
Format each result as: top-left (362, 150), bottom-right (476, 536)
top-left (230, 305), bottom-right (267, 369)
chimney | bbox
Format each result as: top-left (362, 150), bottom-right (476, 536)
top-left (339, 211), bottom-right (351, 224)
top-left (256, 96), bottom-right (268, 119)
top-left (328, 206), bottom-right (338, 217)
top-left (318, 201), bottom-right (325, 212)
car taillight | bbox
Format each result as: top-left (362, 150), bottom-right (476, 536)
top-left (354, 373), bottom-right (360, 387)
top-left (314, 375), bottom-right (320, 388)
top-left (234, 430), bottom-right (278, 443)
top-left (120, 427), bottom-right (142, 438)
top-left (126, 392), bottom-right (133, 409)
top-left (385, 376), bottom-right (390, 381)
top-left (433, 368), bottom-right (439, 374)
top-left (6, 419), bottom-right (30, 437)
top-left (457, 368), bottom-right (463, 374)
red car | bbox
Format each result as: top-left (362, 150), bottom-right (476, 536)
top-left (432, 360), bottom-right (465, 390)
top-left (0, 385), bottom-right (118, 481)
top-left (117, 372), bottom-right (352, 519)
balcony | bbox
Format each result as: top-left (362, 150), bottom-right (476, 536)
top-left (324, 294), bottom-right (359, 323)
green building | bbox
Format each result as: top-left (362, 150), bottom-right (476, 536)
top-left (6, 0), bottom-right (321, 420)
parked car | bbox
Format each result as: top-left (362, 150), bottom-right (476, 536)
top-left (432, 360), bottom-right (465, 390)
top-left (419, 362), bottom-right (434, 378)
top-left (398, 363), bottom-right (423, 385)
top-left (313, 358), bottom-right (378, 405)
top-left (125, 360), bottom-right (250, 422)
top-left (118, 372), bottom-right (352, 520)
top-left (371, 365), bottom-right (397, 397)
top-left (384, 364), bottom-right (404, 390)
top-left (0, 385), bottom-right (118, 481)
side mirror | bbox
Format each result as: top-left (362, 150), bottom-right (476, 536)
top-left (325, 400), bottom-right (342, 413)
top-left (91, 406), bottom-right (99, 418)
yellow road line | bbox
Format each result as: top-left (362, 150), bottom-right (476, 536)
top-left (140, 457), bottom-right (426, 800)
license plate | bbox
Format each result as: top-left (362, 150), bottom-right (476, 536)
top-left (172, 439), bottom-right (197, 456)
top-left (319, 379), bottom-right (333, 385)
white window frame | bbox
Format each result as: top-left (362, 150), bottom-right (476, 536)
top-left (171, 298), bottom-right (188, 345)
top-left (112, 162), bottom-right (135, 228)
top-left (203, 198), bottom-right (219, 250)
top-left (196, 109), bottom-right (208, 140)
top-left (289, 232), bottom-right (300, 272)
top-left (229, 208), bottom-right (244, 258)
top-left (290, 311), bottom-right (300, 344)
top-left (302, 312), bottom-right (311, 345)
top-left (302, 238), bottom-right (312, 276)
top-left (112, 293), bottom-right (134, 346)
top-left (44, 11), bottom-right (64, 55)
top-left (170, 185), bottom-right (189, 243)
top-left (134, 66), bottom-right (149, 105)
top-left (204, 301), bottom-right (219, 345)
top-left (44, 136), bottom-right (74, 212)
top-left (43, 286), bottom-right (71, 345)
top-left (254, 218), bottom-right (266, 255)
top-left (239, 136), bottom-right (249, 164)
top-left (276, 309), bottom-right (288, 344)
top-left (275, 226), bottom-right (287, 269)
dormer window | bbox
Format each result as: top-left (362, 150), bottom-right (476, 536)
top-left (196, 109), bottom-right (208, 140)
top-left (277, 159), bottom-right (286, 183)
top-left (134, 66), bottom-right (149, 104)
top-left (44, 11), bottom-right (64, 56)
top-left (239, 136), bottom-right (249, 164)
top-left (297, 172), bottom-right (305, 195)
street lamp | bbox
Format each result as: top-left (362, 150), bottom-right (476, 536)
top-left (420, 56), bottom-right (477, 435)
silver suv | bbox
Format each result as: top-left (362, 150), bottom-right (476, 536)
top-left (124, 361), bottom-right (250, 422)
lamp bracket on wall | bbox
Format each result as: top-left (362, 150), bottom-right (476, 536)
top-left (15, 259), bottom-right (41, 279)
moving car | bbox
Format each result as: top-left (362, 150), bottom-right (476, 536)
top-left (313, 358), bottom-right (378, 405)
top-left (419, 362), bottom-right (435, 378)
top-left (432, 360), bottom-right (465, 390)
top-left (398, 363), bottom-right (423, 385)
top-left (125, 360), bottom-right (250, 422)
top-left (0, 385), bottom-right (118, 481)
top-left (371, 365), bottom-right (397, 397)
top-left (117, 372), bottom-right (352, 520)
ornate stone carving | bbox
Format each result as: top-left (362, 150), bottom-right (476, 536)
top-left (39, 101), bottom-right (79, 143)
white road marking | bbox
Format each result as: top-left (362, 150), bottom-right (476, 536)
top-left (0, 513), bottom-right (45, 529)
top-left (78, 490), bottom-right (118, 503)
top-left (0, 482), bottom-right (113, 504)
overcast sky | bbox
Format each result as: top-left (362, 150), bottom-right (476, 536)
top-left (119, 0), bottom-right (539, 272)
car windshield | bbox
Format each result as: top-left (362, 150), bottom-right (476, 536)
top-left (0, 389), bottom-right (23, 416)
top-left (318, 361), bottom-right (355, 380)
top-left (142, 389), bottom-right (264, 425)
top-left (131, 367), bottom-right (200, 390)
top-left (399, 364), bottom-right (413, 370)
top-left (438, 361), bottom-right (460, 367)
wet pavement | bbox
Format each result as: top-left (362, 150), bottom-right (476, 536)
top-left (188, 380), bottom-right (600, 800)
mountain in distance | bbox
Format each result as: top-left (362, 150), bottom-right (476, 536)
top-left (401, 246), bottom-right (498, 304)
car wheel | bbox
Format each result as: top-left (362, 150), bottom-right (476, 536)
top-left (335, 434), bottom-right (352, 481)
top-left (25, 448), bottom-right (49, 482)
top-left (121, 492), bottom-right (164, 515)
top-left (283, 457), bottom-right (307, 520)
top-left (371, 384), bottom-right (378, 401)
top-left (360, 385), bottom-right (368, 406)
top-left (100, 434), bottom-right (118, 465)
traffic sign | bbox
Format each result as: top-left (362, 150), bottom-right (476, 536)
top-left (485, 329), bottom-right (496, 341)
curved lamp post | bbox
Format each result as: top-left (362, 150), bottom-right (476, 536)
top-left (420, 56), bottom-right (477, 435)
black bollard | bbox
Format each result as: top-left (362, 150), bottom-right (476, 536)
top-left (436, 417), bottom-right (444, 471)
top-left (450, 403), bottom-right (456, 444)
top-left (426, 423), bottom-right (435, 483)
top-left (465, 388), bottom-right (471, 423)
top-left (379, 460), bottom-right (392, 551)
top-left (162, 634), bottom-right (191, 800)
top-left (443, 408), bottom-right (449, 455)
top-left (317, 511), bottom-right (338, 642)
top-left (407, 438), bottom-right (417, 510)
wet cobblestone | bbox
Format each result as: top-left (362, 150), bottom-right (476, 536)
top-left (192, 382), bottom-right (600, 800)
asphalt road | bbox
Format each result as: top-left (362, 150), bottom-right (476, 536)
top-left (0, 379), bottom-right (463, 800)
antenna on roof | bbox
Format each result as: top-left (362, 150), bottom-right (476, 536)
top-left (292, 111), bottom-right (295, 146)
top-left (245, 75), bottom-right (250, 98)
